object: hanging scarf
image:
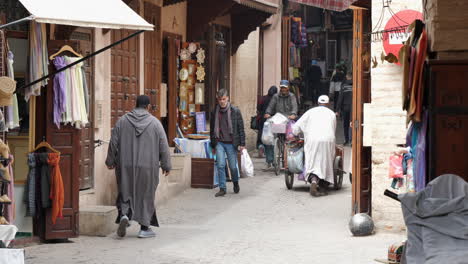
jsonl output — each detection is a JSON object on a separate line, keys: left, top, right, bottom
{"left": 48, "top": 153, "right": 64, "bottom": 224}
{"left": 53, "top": 57, "right": 67, "bottom": 128}
{"left": 24, "top": 153, "right": 37, "bottom": 217}
{"left": 214, "top": 103, "right": 232, "bottom": 139}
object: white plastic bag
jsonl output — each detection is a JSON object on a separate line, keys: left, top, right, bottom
{"left": 261, "top": 121, "right": 274, "bottom": 145}
{"left": 287, "top": 147, "right": 304, "bottom": 174}
{"left": 270, "top": 113, "right": 288, "bottom": 125}
{"left": 241, "top": 149, "right": 254, "bottom": 177}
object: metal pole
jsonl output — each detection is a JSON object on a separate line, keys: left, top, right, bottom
{"left": 20, "top": 30, "right": 145, "bottom": 91}
{"left": 0, "top": 15, "right": 34, "bottom": 30}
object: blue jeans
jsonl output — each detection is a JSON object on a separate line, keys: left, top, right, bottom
{"left": 265, "top": 145, "right": 274, "bottom": 164}
{"left": 216, "top": 142, "right": 239, "bottom": 190}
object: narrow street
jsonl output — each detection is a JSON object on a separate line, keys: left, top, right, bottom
{"left": 26, "top": 147, "right": 404, "bottom": 264}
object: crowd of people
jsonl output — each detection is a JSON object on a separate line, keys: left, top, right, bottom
{"left": 104, "top": 61, "right": 353, "bottom": 238}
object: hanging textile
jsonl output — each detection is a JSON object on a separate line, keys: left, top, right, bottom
{"left": 48, "top": 153, "right": 64, "bottom": 224}
{"left": 24, "top": 153, "right": 36, "bottom": 217}
{"left": 4, "top": 155, "right": 15, "bottom": 224}
{"left": 26, "top": 21, "right": 49, "bottom": 101}
{"left": 6, "top": 50, "right": 20, "bottom": 130}
{"left": 53, "top": 56, "right": 89, "bottom": 129}
{"left": 0, "top": 30, "right": 5, "bottom": 77}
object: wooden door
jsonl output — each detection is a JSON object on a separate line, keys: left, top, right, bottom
{"left": 164, "top": 32, "right": 181, "bottom": 146}
{"left": 69, "top": 29, "right": 95, "bottom": 190}
{"left": 351, "top": 9, "right": 372, "bottom": 215}
{"left": 35, "top": 40, "right": 81, "bottom": 240}
{"left": 281, "top": 16, "right": 291, "bottom": 79}
{"left": 144, "top": 3, "right": 162, "bottom": 118}
{"left": 111, "top": 1, "right": 140, "bottom": 126}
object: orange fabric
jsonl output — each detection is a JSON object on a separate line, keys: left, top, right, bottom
{"left": 48, "top": 153, "right": 64, "bottom": 224}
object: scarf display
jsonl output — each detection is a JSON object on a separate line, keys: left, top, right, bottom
{"left": 53, "top": 56, "right": 89, "bottom": 129}
{"left": 214, "top": 103, "right": 232, "bottom": 139}
{"left": 26, "top": 21, "right": 49, "bottom": 101}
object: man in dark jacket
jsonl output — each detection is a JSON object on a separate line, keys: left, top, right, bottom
{"left": 264, "top": 80, "right": 298, "bottom": 120}
{"left": 336, "top": 73, "right": 353, "bottom": 145}
{"left": 304, "top": 60, "right": 322, "bottom": 104}
{"left": 210, "top": 89, "right": 246, "bottom": 197}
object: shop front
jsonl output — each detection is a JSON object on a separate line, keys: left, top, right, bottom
{"left": 0, "top": 0, "right": 153, "bottom": 244}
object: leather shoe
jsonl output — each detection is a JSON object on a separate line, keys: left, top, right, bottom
{"left": 215, "top": 189, "right": 226, "bottom": 197}
{"left": 233, "top": 182, "right": 240, "bottom": 194}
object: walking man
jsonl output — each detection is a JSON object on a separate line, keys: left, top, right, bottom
{"left": 106, "top": 95, "right": 171, "bottom": 238}
{"left": 210, "top": 89, "right": 246, "bottom": 197}
{"left": 293, "top": 95, "right": 336, "bottom": 196}
{"left": 336, "top": 72, "right": 353, "bottom": 145}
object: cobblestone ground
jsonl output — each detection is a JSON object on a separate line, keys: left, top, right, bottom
{"left": 25, "top": 148, "right": 405, "bottom": 264}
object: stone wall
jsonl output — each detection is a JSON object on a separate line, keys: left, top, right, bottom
{"left": 231, "top": 30, "right": 260, "bottom": 150}
{"left": 368, "top": 0, "right": 422, "bottom": 231}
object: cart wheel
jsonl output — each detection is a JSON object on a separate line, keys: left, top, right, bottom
{"left": 273, "top": 138, "right": 281, "bottom": 176}
{"left": 333, "top": 156, "right": 343, "bottom": 190}
{"left": 285, "top": 171, "right": 294, "bottom": 190}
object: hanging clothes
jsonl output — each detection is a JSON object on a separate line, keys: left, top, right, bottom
{"left": 53, "top": 56, "right": 89, "bottom": 129}
{"left": 26, "top": 21, "right": 49, "bottom": 101}
{"left": 37, "top": 153, "right": 51, "bottom": 209}
{"left": 48, "top": 153, "right": 64, "bottom": 224}
{"left": 24, "top": 153, "right": 37, "bottom": 217}
{"left": 6, "top": 51, "right": 20, "bottom": 130}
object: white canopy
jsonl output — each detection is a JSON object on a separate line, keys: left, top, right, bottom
{"left": 19, "top": 0, "right": 153, "bottom": 31}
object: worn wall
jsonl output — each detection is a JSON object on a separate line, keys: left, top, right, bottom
{"left": 162, "top": 2, "right": 187, "bottom": 41}
{"left": 262, "top": 13, "right": 282, "bottom": 94}
{"left": 231, "top": 29, "right": 260, "bottom": 150}
{"left": 368, "top": 0, "right": 423, "bottom": 231}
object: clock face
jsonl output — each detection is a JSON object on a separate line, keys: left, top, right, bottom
{"left": 179, "top": 68, "right": 189, "bottom": 81}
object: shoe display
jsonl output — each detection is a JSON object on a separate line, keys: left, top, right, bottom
{"left": 138, "top": 228, "right": 156, "bottom": 238}
{"left": 117, "top": 215, "right": 129, "bottom": 238}
{"left": 215, "top": 189, "right": 226, "bottom": 197}
{"left": 0, "top": 195, "right": 11, "bottom": 203}
{"left": 0, "top": 216, "right": 9, "bottom": 225}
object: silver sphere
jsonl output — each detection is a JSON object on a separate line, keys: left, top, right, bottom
{"left": 349, "top": 213, "right": 374, "bottom": 236}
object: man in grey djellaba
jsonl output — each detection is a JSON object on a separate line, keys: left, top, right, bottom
{"left": 106, "top": 95, "right": 171, "bottom": 238}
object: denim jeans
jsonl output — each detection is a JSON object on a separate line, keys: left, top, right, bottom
{"left": 265, "top": 145, "right": 274, "bottom": 164}
{"left": 216, "top": 142, "right": 239, "bottom": 190}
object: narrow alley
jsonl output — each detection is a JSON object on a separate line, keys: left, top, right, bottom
{"left": 25, "top": 150, "right": 404, "bottom": 264}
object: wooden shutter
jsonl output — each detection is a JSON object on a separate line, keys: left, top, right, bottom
{"left": 144, "top": 3, "right": 162, "bottom": 118}
{"left": 351, "top": 8, "right": 372, "bottom": 215}
{"left": 164, "top": 32, "right": 181, "bottom": 146}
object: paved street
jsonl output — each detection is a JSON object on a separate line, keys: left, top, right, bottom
{"left": 26, "top": 149, "right": 405, "bottom": 264}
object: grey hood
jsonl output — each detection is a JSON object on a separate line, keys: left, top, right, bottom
{"left": 125, "top": 108, "right": 154, "bottom": 137}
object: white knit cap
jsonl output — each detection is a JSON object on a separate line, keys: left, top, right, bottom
{"left": 318, "top": 95, "right": 329, "bottom": 104}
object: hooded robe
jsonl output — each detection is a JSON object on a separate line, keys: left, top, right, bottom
{"left": 106, "top": 108, "right": 171, "bottom": 227}
{"left": 293, "top": 106, "right": 336, "bottom": 183}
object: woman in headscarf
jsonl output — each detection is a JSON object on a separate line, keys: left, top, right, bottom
{"left": 256, "top": 86, "right": 278, "bottom": 167}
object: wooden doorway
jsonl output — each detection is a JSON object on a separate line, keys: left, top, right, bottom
{"left": 351, "top": 8, "right": 372, "bottom": 215}
{"left": 144, "top": 2, "right": 162, "bottom": 118}
{"left": 111, "top": 28, "right": 140, "bottom": 126}
{"left": 163, "top": 32, "right": 181, "bottom": 146}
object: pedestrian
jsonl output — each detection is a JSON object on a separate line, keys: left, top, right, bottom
{"left": 336, "top": 72, "right": 353, "bottom": 145}
{"left": 264, "top": 80, "right": 298, "bottom": 120}
{"left": 293, "top": 95, "right": 336, "bottom": 197}
{"left": 304, "top": 60, "right": 322, "bottom": 105}
{"left": 257, "top": 86, "right": 278, "bottom": 167}
{"left": 210, "top": 89, "right": 246, "bottom": 197}
{"left": 329, "top": 63, "right": 346, "bottom": 110}
{"left": 106, "top": 95, "right": 172, "bottom": 238}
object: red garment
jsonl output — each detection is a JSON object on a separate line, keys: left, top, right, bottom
{"left": 48, "top": 153, "right": 64, "bottom": 224}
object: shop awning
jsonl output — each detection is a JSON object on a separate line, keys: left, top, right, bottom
{"left": 187, "top": 0, "right": 279, "bottom": 52}
{"left": 18, "top": 0, "right": 154, "bottom": 30}
{"left": 288, "top": 0, "right": 354, "bottom": 12}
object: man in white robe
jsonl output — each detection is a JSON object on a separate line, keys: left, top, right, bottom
{"left": 293, "top": 95, "right": 336, "bottom": 196}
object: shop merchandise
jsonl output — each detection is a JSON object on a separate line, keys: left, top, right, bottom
{"left": 26, "top": 21, "right": 49, "bottom": 101}
{"left": 5, "top": 51, "right": 20, "bottom": 130}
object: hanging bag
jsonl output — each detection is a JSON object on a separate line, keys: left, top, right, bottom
{"left": 287, "top": 147, "right": 304, "bottom": 174}
{"left": 261, "top": 121, "right": 274, "bottom": 145}
{"left": 241, "top": 149, "right": 254, "bottom": 177}
{"left": 250, "top": 115, "right": 258, "bottom": 130}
